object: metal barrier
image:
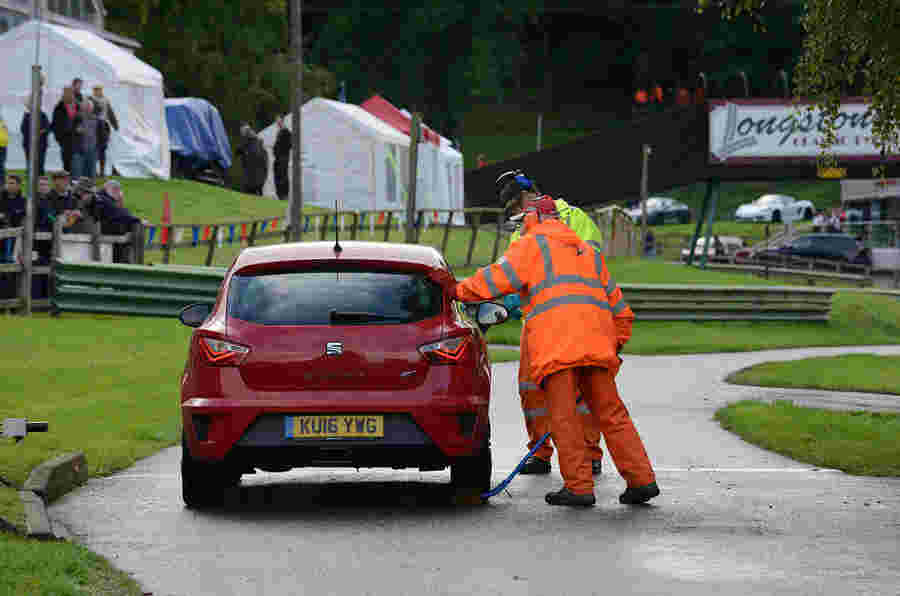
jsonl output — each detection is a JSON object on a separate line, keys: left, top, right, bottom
{"left": 619, "top": 284, "right": 835, "bottom": 321}
{"left": 51, "top": 262, "right": 835, "bottom": 321}
{"left": 52, "top": 261, "right": 225, "bottom": 317}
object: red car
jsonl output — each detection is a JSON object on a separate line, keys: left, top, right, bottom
{"left": 178, "top": 241, "right": 508, "bottom": 508}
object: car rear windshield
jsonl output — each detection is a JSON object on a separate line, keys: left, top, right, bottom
{"left": 227, "top": 269, "right": 443, "bottom": 325}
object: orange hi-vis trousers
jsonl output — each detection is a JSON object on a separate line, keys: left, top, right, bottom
{"left": 544, "top": 366, "right": 656, "bottom": 495}
{"left": 519, "top": 338, "right": 604, "bottom": 463}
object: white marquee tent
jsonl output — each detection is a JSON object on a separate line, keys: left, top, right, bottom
{"left": 259, "top": 98, "right": 463, "bottom": 223}
{"left": 0, "top": 20, "right": 169, "bottom": 178}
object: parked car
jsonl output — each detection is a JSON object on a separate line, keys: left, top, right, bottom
{"left": 734, "top": 194, "right": 815, "bottom": 223}
{"left": 177, "top": 241, "right": 507, "bottom": 508}
{"left": 681, "top": 235, "right": 746, "bottom": 262}
{"left": 625, "top": 197, "right": 691, "bottom": 225}
{"left": 755, "top": 234, "right": 871, "bottom": 265}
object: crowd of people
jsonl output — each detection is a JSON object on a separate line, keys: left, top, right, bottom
{"left": 0, "top": 77, "right": 120, "bottom": 182}
{"left": 1, "top": 170, "right": 144, "bottom": 298}
{"left": 812, "top": 208, "right": 846, "bottom": 233}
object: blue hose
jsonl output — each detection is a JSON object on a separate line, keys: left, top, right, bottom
{"left": 481, "top": 431, "right": 551, "bottom": 499}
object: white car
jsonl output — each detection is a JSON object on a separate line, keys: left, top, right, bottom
{"left": 734, "top": 194, "right": 815, "bottom": 223}
{"left": 624, "top": 197, "right": 692, "bottom": 225}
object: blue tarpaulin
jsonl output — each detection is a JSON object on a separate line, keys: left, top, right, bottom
{"left": 164, "top": 98, "right": 232, "bottom": 171}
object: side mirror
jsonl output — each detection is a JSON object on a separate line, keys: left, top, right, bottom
{"left": 179, "top": 303, "right": 212, "bottom": 328}
{"left": 476, "top": 302, "right": 509, "bottom": 328}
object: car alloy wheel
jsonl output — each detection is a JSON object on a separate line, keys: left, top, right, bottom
{"left": 772, "top": 210, "right": 782, "bottom": 223}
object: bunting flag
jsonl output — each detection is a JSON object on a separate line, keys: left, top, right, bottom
{"left": 191, "top": 227, "right": 199, "bottom": 247}
{"left": 434, "top": 210, "right": 439, "bottom": 224}
{"left": 377, "top": 211, "right": 385, "bottom": 225}
{"left": 201, "top": 226, "right": 211, "bottom": 242}
{"left": 241, "top": 223, "right": 248, "bottom": 240}
{"left": 217, "top": 227, "right": 224, "bottom": 248}
{"left": 146, "top": 226, "right": 156, "bottom": 247}
{"left": 271, "top": 218, "right": 279, "bottom": 231}
{"left": 260, "top": 221, "right": 268, "bottom": 234}
{"left": 369, "top": 212, "right": 375, "bottom": 236}
{"left": 304, "top": 215, "right": 310, "bottom": 233}
{"left": 160, "top": 226, "right": 169, "bottom": 246}
{"left": 228, "top": 225, "right": 235, "bottom": 244}
{"left": 175, "top": 228, "right": 185, "bottom": 245}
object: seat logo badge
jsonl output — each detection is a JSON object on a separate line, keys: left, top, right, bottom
{"left": 325, "top": 342, "right": 343, "bottom": 356}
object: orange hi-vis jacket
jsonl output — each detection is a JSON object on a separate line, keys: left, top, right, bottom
{"left": 454, "top": 218, "right": 634, "bottom": 385}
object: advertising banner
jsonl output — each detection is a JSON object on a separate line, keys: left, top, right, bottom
{"left": 708, "top": 99, "right": 898, "bottom": 164}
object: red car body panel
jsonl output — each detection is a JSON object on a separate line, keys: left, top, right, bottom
{"left": 180, "top": 241, "right": 492, "bottom": 468}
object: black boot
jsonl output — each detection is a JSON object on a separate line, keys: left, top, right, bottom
{"left": 545, "top": 487, "right": 596, "bottom": 507}
{"left": 619, "top": 481, "right": 660, "bottom": 505}
{"left": 519, "top": 456, "right": 551, "bottom": 475}
{"left": 591, "top": 460, "right": 602, "bottom": 476}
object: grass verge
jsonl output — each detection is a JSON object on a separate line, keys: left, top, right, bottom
{"left": 0, "top": 533, "right": 145, "bottom": 596}
{"left": 486, "top": 291, "right": 900, "bottom": 354}
{"left": 715, "top": 400, "right": 900, "bottom": 476}
{"left": 487, "top": 348, "right": 520, "bottom": 364}
{"left": 726, "top": 354, "right": 900, "bottom": 396}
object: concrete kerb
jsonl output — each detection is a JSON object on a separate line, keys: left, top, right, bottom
{"left": 18, "top": 452, "right": 88, "bottom": 539}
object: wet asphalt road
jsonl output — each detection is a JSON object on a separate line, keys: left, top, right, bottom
{"left": 49, "top": 346, "right": 900, "bottom": 596}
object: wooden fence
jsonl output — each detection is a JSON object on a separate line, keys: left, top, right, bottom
{"left": 2, "top": 205, "right": 638, "bottom": 313}
{"left": 138, "top": 206, "right": 640, "bottom": 268}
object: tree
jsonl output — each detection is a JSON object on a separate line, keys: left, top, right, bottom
{"left": 699, "top": 0, "right": 900, "bottom": 172}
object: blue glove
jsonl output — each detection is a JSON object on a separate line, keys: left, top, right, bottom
{"left": 503, "top": 294, "right": 522, "bottom": 320}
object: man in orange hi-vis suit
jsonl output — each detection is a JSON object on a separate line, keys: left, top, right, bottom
{"left": 429, "top": 197, "right": 659, "bottom": 507}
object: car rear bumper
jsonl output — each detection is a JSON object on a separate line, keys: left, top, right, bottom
{"left": 181, "top": 397, "right": 490, "bottom": 465}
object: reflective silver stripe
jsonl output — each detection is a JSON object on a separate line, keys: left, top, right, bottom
{"left": 534, "top": 235, "right": 555, "bottom": 285}
{"left": 519, "top": 381, "right": 540, "bottom": 392}
{"left": 498, "top": 256, "right": 524, "bottom": 290}
{"left": 576, "top": 403, "right": 591, "bottom": 415}
{"left": 523, "top": 407, "right": 549, "bottom": 419}
{"left": 526, "top": 295, "right": 612, "bottom": 321}
{"left": 611, "top": 299, "right": 629, "bottom": 315}
{"left": 482, "top": 266, "right": 500, "bottom": 297}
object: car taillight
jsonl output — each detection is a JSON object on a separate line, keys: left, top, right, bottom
{"left": 199, "top": 337, "right": 250, "bottom": 366}
{"left": 419, "top": 335, "right": 471, "bottom": 364}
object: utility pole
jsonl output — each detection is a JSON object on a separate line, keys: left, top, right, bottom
{"left": 288, "top": 0, "right": 303, "bottom": 241}
{"left": 405, "top": 113, "right": 421, "bottom": 243}
{"left": 22, "top": 0, "right": 42, "bottom": 315}
{"left": 640, "top": 144, "right": 651, "bottom": 257}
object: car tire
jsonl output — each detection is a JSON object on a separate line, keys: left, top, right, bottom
{"left": 772, "top": 211, "right": 782, "bottom": 223}
{"left": 804, "top": 207, "right": 813, "bottom": 220}
{"left": 450, "top": 442, "right": 492, "bottom": 497}
{"left": 181, "top": 434, "right": 240, "bottom": 509}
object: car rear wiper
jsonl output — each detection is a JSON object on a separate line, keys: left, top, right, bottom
{"left": 329, "top": 310, "right": 408, "bottom": 324}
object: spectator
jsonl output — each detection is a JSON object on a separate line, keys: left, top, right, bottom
{"left": 643, "top": 229, "right": 656, "bottom": 257}
{"left": 91, "top": 85, "right": 119, "bottom": 177}
{"left": 51, "top": 86, "right": 80, "bottom": 173}
{"left": 0, "top": 113, "right": 8, "bottom": 185}
{"left": 675, "top": 83, "right": 692, "bottom": 107}
{"left": 20, "top": 96, "right": 51, "bottom": 178}
{"left": 47, "top": 170, "right": 82, "bottom": 231}
{"left": 236, "top": 124, "right": 268, "bottom": 196}
{"left": 71, "top": 98, "right": 99, "bottom": 179}
{"left": 828, "top": 209, "right": 841, "bottom": 233}
{"left": 1, "top": 175, "right": 26, "bottom": 264}
{"left": 713, "top": 235, "right": 725, "bottom": 257}
{"left": 272, "top": 115, "right": 292, "bottom": 201}
{"left": 72, "top": 77, "right": 84, "bottom": 104}
{"left": 812, "top": 210, "right": 826, "bottom": 232}
{"left": 94, "top": 179, "right": 144, "bottom": 262}
{"left": 34, "top": 176, "right": 55, "bottom": 265}
{"left": 477, "top": 154, "right": 487, "bottom": 168}
{"left": 66, "top": 177, "right": 99, "bottom": 234}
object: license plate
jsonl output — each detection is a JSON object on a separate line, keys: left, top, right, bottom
{"left": 284, "top": 415, "right": 384, "bottom": 439}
